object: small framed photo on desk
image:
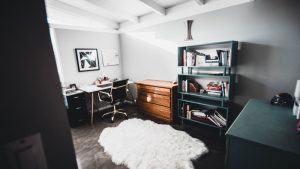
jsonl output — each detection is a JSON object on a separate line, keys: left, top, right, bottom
{"left": 75, "top": 48, "right": 100, "bottom": 72}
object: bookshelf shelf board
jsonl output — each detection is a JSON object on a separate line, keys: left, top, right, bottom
{"left": 179, "top": 116, "right": 226, "bottom": 129}
{"left": 178, "top": 66, "right": 231, "bottom": 68}
{"left": 178, "top": 99, "right": 228, "bottom": 110}
{"left": 178, "top": 73, "right": 230, "bottom": 78}
{"left": 179, "top": 92, "right": 229, "bottom": 101}
{"left": 181, "top": 40, "right": 237, "bottom": 48}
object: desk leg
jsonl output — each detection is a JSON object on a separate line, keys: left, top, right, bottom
{"left": 91, "top": 92, "right": 94, "bottom": 125}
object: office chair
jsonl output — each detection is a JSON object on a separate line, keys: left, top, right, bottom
{"left": 98, "top": 79, "right": 129, "bottom": 122}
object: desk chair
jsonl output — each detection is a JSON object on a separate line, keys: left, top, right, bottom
{"left": 98, "top": 79, "right": 129, "bottom": 122}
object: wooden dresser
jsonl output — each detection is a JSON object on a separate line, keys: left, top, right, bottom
{"left": 136, "top": 79, "right": 177, "bottom": 123}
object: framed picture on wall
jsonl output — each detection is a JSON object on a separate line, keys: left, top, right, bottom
{"left": 75, "top": 48, "right": 100, "bottom": 72}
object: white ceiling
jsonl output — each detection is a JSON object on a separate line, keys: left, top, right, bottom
{"left": 45, "top": 0, "right": 255, "bottom": 33}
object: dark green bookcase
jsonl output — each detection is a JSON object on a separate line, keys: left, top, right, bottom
{"left": 177, "top": 41, "right": 238, "bottom": 135}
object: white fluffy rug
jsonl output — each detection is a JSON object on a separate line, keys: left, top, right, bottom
{"left": 98, "top": 118, "right": 208, "bottom": 169}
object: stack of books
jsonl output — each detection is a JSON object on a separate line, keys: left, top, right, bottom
{"left": 186, "top": 109, "right": 227, "bottom": 128}
{"left": 204, "top": 82, "right": 223, "bottom": 96}
{"left": 199, "top": 81, "right": 229, "bottom": 97}
{"left": 209, "top": 110, "right": 227, "bottom": 127}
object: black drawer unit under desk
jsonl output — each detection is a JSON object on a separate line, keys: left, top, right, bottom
{"left": 65, "top": 91, "right": 88, "bottom": 127}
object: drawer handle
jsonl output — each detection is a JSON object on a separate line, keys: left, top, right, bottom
{"left": 75, "top": 107, "right": 82, "bottom": 110}
{"left": 146, "top": 96, "right": 151, "bottom": 102}
{"left": 73, "top": 96, "right": 80, "bottom": 99}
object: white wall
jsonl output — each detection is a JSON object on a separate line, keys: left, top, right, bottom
{"left": 54, "top": 29, "right": 122, "bottom": 86}
{"left": 121, "top": 0, "right": 300, "bottom": 106}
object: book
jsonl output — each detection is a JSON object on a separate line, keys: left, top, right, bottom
{"left": 181, "top": 80, "right": 188, "bottom": 92}
{"left": 191, "top": 115, "right": 209, "bottom": 122}
{"left": 191, "top": 69, "right": 223, "bottom": 75}
{"left": 206, "top": 89, "right": 222, "bottom": 93}
{"left": 217, "top": 50, "right": 229, "bottom": 66}
{"left": 221, "top": 81, "right": 225, "bottom": 96}
{"left": 195, "top": 55, "right": 206, "bottom": 66}
{"left": 201, "top": 62, "right": 219, "bottom": 67}
{"left": 212, "top": 114, "right": 226, "bottom": 126}
{"left": 185, "top": 80, "right": 188, "bottom": 92}
{"left": 185, "top": 105, "right": 191, "bottom": 119}
{"left": 215, "top": 110, "right": 226, "bottom": 122}
{"left": 207, "top": 116, "right": 222, "bottom": 127}
{"left": 224, "top": 81, "right": 229, "bottom": 97}
{"left": 192, "top": 111, "right": 206, "bottom": 118}
{"left": 187, "top": 110, "right": 192, "bottom": 119}
{"left": 207, "top": 82, "right": 222, "bottom": 91}
{"left": 205, "top": 59, "right": 220, "bottom": 63}
{"left": 186, "top": 51, "right": 195, "bottom": 66}
{"left": 183, "top": 49, "right": 187, "bottom": 66}
{"left": 227, "top": 49, "right": 231, "bottom": 66}
{"left": 207, "top": 91, "right": 222, "bottom": 96}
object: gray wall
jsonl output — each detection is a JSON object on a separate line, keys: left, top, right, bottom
{"left": 54, "top": 29, "right": 122, "bottom": 86}
{"left": 121, "top": 0, "right": 300, "bottom": 106}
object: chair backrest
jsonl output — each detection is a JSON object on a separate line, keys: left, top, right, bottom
{"left": 110, "top": 79, "right": 128, "bottom": 104}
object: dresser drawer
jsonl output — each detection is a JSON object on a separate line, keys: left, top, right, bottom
{"left": 138, "top": 93, "right": 170, "bottom": 107}
{"left": 67, "top": 107, "right": 87, "bottom": 127}
{"left": 138, "top": 101, "right": 171, "bottom": 119}
{"left": 67, "top": 93, "right": 86, "bottom": 109}
{"left": 137, "top": 85, "right": 170, "bottom": 96}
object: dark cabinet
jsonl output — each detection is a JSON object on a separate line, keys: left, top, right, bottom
{"left": 65, "top": 92, "right": 88, "bottom": 127}
{"left": 225, "top": 99, "right": 300, "bottom": 169}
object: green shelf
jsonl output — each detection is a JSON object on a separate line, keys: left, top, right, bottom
{"left": 178, "top": 73, "right": 231, "bottom": 78}
{"left": 179, "top": 91, "right": 229, "bottom": 101}
{"left": 177, "top": 40, "right": 238, "bottom": 135}
{"left": 178, "top": 66, "right": 231, "bottom": 68}
{"left": 178, "top": 98, "right": 228, "bottom": 109}
{"left": 179, "top": 116, "right": 226, "bottom": 129}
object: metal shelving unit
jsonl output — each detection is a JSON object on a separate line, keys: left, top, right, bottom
{"left": 177, "top": 41, "right": 238, "bottom": 135}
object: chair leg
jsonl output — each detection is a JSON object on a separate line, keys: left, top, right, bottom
{"left": 103, "top": 105, "right": 128, "bottom": 122}
{"left": 102, "top": 111, "right": 113, "bottom": 118}
{"left": 117, "top": 111, "right": 128, "bottom": 117}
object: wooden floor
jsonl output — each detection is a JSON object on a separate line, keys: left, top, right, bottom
{"left": 71, "top": 104, "right": 226, "bottom": 169}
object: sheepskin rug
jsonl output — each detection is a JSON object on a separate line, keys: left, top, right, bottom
{"left": 98, "top": 118, "right": 208, "bottom": 169}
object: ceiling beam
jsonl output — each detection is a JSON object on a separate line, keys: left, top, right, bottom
{"left": 139, "top": 0, "right": 166, "bottom": 16}
{"left": 49, "top": 23, "right": 119, "bottom": 33}
{"left": 120, "top": 0, "right": 255, "bottom": 32}
{"left": 46, "top": 0, "right": 119, "bottom": 30}
{"left": 56, "top": 0, "right": 138, "bottom": 23}
{"left": 194, "top": 0, "right": 205, "bottom": 5}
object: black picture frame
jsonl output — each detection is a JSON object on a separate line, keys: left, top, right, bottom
{"left": 75, "top": 48, "right": 100, "bottom": 72}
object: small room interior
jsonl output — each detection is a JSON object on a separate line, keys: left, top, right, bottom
{"left": 1, "top": 0, "right": 300, "bottom": 169}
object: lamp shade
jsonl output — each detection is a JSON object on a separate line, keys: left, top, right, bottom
{"left": 294, "top": 80, "right": 300, "bottom": 99}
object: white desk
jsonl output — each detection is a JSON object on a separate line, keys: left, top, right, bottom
{"left": 78, "top": 81, "right": 134, "bottom": 124}
{"left": 78, "top": 84, "right": 112, "bottom": 125}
